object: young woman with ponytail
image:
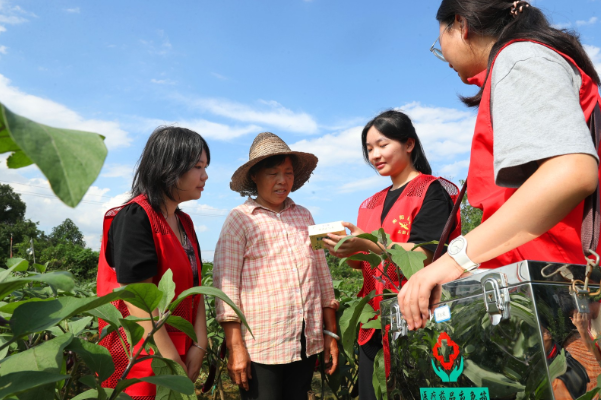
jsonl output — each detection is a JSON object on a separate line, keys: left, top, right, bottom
{"left": 398, "top": 0, "right": 601, "bottom": 341}
{"left": 323, "top": 110, "right": 461, "bottom": 400}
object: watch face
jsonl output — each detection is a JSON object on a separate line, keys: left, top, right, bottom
{"left": 448, "top": 237, "right": 465, "bottom": 256}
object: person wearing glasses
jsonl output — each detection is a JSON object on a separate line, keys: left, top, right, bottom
{"left": 323, "top": 110, "right": 460, "bottom": 400}
{"left": 398, "top": 0, "right": 601, "bottom": 332}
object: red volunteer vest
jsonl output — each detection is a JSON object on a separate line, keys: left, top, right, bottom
{"left": 355, "top": 174, "right": 461, "bottom": 376}
{"left": 96, "top": 195, "right": 202, "bottom": 397}
{"left": 467, "top": 40, "right": 601, "bottom": 269}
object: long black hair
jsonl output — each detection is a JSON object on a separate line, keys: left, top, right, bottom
{"left": 130, "top": 126, "right": 211, "bottom": 212}
{"left": 436, "top": 0, "right": 600, "bottom": 107}
{"left": 361, "top": 110, "right": 432, "bottom": 175}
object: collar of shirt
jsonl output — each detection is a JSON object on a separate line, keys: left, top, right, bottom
{"left": 242, "top": 197, "right": 296, "bottom": 215}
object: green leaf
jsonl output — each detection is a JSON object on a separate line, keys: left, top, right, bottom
{"left": 0, "top": 333, "right": 73, "bottom": 373}
{"left": 0, "top": 103, "right": 108, "bottom": 207}
{"left": 333, "top": 232, "right": 379, "bottom": 252}
{"left": 339, "top": 290, "right": 375, "bottom": 365}
{"left": 152, "top": 357, "right": 196, "bottom": 400}
{"left": 165, "top": 315, "right": 198, "bottom": 343}
{"left": 10, "top": 290, "right": 133, "bottom": 338}
{"left": 0, "top": 298, "right": 53, "bottom": 314}
{"left": 7, "top": 150, "right": 33, "bottom": 168}
{"left": 357, "top": 303, "right": 377, "bottom": 324}
{"left": 120, "top": 318, "right": 145, "bottom": 350}
{"left": 5, "top": 258, "right": 29, "bottom": 272}
{"left": 72, "top": 389, "right": 133, "bottom": 400}
{"left": 169, "top": 286, "right": 252, "bottom": 336}
{"left": 0, "top": 271, "right": 76, "bottom": 300}
{"left": 0, "top": 371, "right": 67, "bottom": 398}
{"left": 78, "top": 374, "right": 97, "bottom": 389}
{"left": 375, "top": 228, "right": 390, "bottom": 248}
{"left": 85, "top": 302, "right": 123, "bottom": 330}
{"left": 66, "top": 337, "right": 115, "bottom": 382}
{"left": 158, "top": 269, "right": 176, "bottom": 315}
{"left": 142, "top": 375, "right": 195, "bottom": 395}
{"left": 372, "top": 348, "right": 388, "bottom": 400}
{"left": 548, "top": 348, "right": 567, "bottom": 381}
{"left": 68, "top": 316, "right": 94, "bottom": 335}
{"left": 577, "top": 388, "right": 601, "bottom": 400}
{"left": 387, "top": 244, "right": 427, "bottom": 279}
{"left": 360, "top": 317, "right": 381, "bottom": 330}
{"left": 120, "top": 283, "right": 163, "bottom": 315}
{"left": 33, "top": 263, "right": 47, "bottom": 274}
{"left": 340, "top": 252, "right": 382, "bottom": 270}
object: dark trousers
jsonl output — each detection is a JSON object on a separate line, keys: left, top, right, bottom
{"left": 240, "top": 326, "right": 316, "bottom": 400}
{"left": 358, "top": 330, "right": 382, "bottom": 400}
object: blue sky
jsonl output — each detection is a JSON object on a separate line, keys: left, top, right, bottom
{"left": 1, "top": 0, "right": 599, "bottom": 260}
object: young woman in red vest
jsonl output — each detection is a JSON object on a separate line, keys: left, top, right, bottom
{"left": 398, "top": 0, "right": 601, "bottom": 334}
{"left": 96, "top": 126, "right": 210, "bottom": 399}
{"left": 323, "top": 110, "right": 461, "bottom": 400}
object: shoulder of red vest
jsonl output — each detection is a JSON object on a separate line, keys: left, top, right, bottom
{"left": 359, "top": 186, "right": 390, "bottom": 209}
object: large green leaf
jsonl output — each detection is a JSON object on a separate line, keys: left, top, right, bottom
{"left": 0, "top": 103, "right": 107, "bottom": 207}
{"left": 387, "top": 245, "right": 426, "bottom": 279}
{"left": 169, "top": 286, "right": 252, "bottom": 336}
{"left": 339, "top": 252, "right": 382, "bottom": 270}
{"left": 72, "top": 388, "right": 133, "bottom": 400}
{"left": 0, "top": 271, "right": 75, "bottom": 300}
{"left": 165, "top": 315, "right": 197, "bottom": 343}
{"left": 119, "top": 283, "right": 163, "bottom": 315}
{"left": 152, "top": 357, "right": 196, "bottom": 400}
{"left": 339, "top": 290, "right": 375, "bottom": 365}
{"left": 0, "top": 333, "right": 73, "bottom": 400}
{"left": 5, "top": 258, "right": 29, "bottom": 272}
{"left": 85, "top": 302, "right": 123, "bottom": 330}
{"left": 10, "top": 291, "right": 133, "bottom": 337}
{"left": 68, "top": 316, "right": 94, "bottom": 335}
{"left": 158, "top": 270, "right": 176, "bottom": 315}
{"left": 372, "top": 348, "right": 388, "bottom": 400}
{"left": 0, "top": 371, "right": 67, "bottom": 399}
{"left": 66, "top": 337, "right": 115, "bottom": 382}
{"left": 120, "top": 318, "right": 145, "bottom": 350}
{"left": 0, "top": 298, "right": 53, "bottom": 314}
{"left": 333, "top": 232, "right": 379, "bottom": 252}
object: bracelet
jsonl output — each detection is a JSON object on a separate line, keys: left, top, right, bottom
{"left": 323, "top": 329, "right": 340, "bottom": 340}
{"left": 191, "top": 343, "right": 207, "bottom": 353}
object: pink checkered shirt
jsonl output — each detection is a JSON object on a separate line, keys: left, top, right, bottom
{"left": 213, "top": 197, "right": 338, "bottom": 365}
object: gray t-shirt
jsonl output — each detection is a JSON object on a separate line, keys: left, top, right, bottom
{"left": 491, "top": 41, "right": 598, "bottom": 188}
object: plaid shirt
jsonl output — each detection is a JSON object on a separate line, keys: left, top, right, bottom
{"left": 213, "top": 197, "right": 338, "bottom": 364}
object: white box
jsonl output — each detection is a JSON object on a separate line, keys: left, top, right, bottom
{"left": 307, "top": 221, "right": 346, "bottom": 251}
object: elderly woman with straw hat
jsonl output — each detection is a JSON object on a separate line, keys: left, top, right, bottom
{"left": 213, "top": 132, "right": 339, "bottom": 400}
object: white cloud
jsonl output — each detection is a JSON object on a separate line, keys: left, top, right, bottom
{"left": 141, "top": 30, "right": 172, "bottom": 56}
{"left": 0, "top": 74, "right": 132, "bottom": 149}
{"left": 437, "top": 159, "right": 470, "bottom": 180}
{"left": 132, "top": 118, "right": 260, "bottom": 141}
{"left": 194, "top": 225, "right": 209, "bottom": 233}
{"left": 180, "top": 202, "right": 230, "bottom": 217}
{"left": 338, "top": 175, "right": 383, "bottom": 194}
{"left": 552, "top": 22, "right": 572, "bottom": 29}
{"left": 0, "top": 26, "right": 6, "bottom": 33}
{"left": 0, "top": 155, "right": 130, "bottom": 251}
{"left": 101, "top": 164, "right": 135, "bottom": 179}
{"left": 151, "top": 78, "right": 176, "bottom": 85}
{"left": 211, "top": 72, "right": 228, "bottom": 81}
{"left": 576, "top": 17, "right": 598, "bottom": 26}
{"left": 65, "top": 7, "right": 80, "bottom": 14}
{"left": 0, "top": 45, "right": 6, "bottom": 54}
{"left": 584, "top": 44, "right": 601, "bottom": 76}
{"left": 0, "top": 1, "right": 33, "bottom": 28}
{"left": 190, "top": 98, "right": 319, "bottom": 134}
{"left": 291, "top": 126, "right": 363, "bottom": 167}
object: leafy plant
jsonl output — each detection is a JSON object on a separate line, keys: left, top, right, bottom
{"left": 0, "top": 104, "right": 107, "bottom": 207}
{"left": 0, "top": 257, "right": 249, "bottom": 400}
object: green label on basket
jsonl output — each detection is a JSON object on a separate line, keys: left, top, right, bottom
{"left": 419, "top": 387, "right": 490, "bottom": 400}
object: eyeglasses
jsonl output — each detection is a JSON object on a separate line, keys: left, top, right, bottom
{"left": 430, "top": 22, "right": 453, "bottom": 62}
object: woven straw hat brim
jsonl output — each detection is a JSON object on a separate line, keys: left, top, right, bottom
{"left": 230, "top": 150, "right": 318, "bottom": 195}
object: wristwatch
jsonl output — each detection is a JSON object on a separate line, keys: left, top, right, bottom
{"left": 447, "top": 236, "right": 480, "bottom": 272}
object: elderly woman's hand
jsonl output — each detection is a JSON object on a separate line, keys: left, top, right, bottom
{"left": 227, "top": 343, "right": 252, "bottom": 391}
{"left": 323, "top": 335, "right": 339, "bottom": 375}
{"left": 322, "top": 222, "right": 371, "bottom": 258}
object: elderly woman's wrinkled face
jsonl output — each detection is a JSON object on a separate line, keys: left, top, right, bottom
{"left": 252, "top": 156, "right": 294, "bottom": 212}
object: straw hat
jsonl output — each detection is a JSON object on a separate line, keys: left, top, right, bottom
{"left": 230, "top": 132, "right": 318, "bottom": 196}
